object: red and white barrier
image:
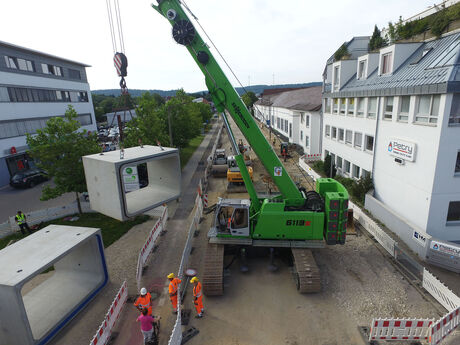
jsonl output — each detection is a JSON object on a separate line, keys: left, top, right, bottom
{"left": 303, "top": 153, "right": 322, "bottom": 161}
{"left": 203, "top": 194, "right": 208, "bottom": 208}
{"left": 370, "top": 318, "right": 433, "bottom": 341}
{"left": 136, "top": 206, "right": 168, "bottom": 290}
{"left": 90, "top": 280, "right": 128, "bottom": 345}
{"left": 430, "top": 307, "right": 460, "bottom": 344}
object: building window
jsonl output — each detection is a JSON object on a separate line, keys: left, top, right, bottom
{"left": 325, "top": 125, "right": 331, "bottom": 137}
{"left": 277, "top": 117, "right": 280, "bottom": 129}
{"left": 4, "top": 56, "right": 34, "bottom": 72}
{"left": 381, "top": 52, "right": 392, "bottom": 75}
{"left": 306, "top": 136, "right": 310, "bottom": 147}
{"left": 285, "top": 119, "right": 288, "bottom": 133}
{"left": 333, "top": 99, "right": 338, "bottom": 114}
{"left": 306, "top": 115, "right": 310, "bottom": 128}
{"left": 358, "top": 60, "right": 367, "bottom": 79}
{"left": 449, "top": 94, "right": 460, "bottom": 126}
{"left": 289, "top": 123, "right": 292, "bottom": 138}
{"left": 0, "top": 87, "right": 9, "bottom": 102}
{"left": 336, "top": 156, "right": 343, "bottom": 170}
{"left": 365, "top": 135, "right": 374, "bottom": 152}
{"left": 42, "top": 63, "right": 63, "bottom": 76}
{"left": 357, "top": 98, "right": 365, "bottom": 117}
{"left": 384, "top": 97, "right": 393, "bottom": 120}
{"left": 345, "top": 130, "right": 352, "bottom": 144}
{"left": 333, "top": 66, "right": 340, "bottom": 91}
{"left": 362, "top": 169, "right": 370, "bottom": 178}
{"left": 344, "top": 160, "right": 351, "bottom": 174}
{"left": 332, "top": 127, "right": 337, "bottom": 139}
{"left": 415, "top": 95, "right": 440, "bottom": 124}
{"left": 348, "top": 98, "right": 355, "bottom": 116}
{"left": 300, "top": 130, "right": 303, "bottom": 141}
{"left": 455, "top": 152, "right": 460, "bottom": 175}
{"left": 338, "top": 128, "right": 344, "bottom": 142}
{"left": 68, "top": 68, "right": 81, "bottom": 80}
{"left": 325, "top": 99, "right": 331, "bottom": 113}
{"left": 340, "top": 99, "right": 346, "bottom": 115}
{"left": 352, "top": 165, "right": 361, "bottom": 179}
{"left": 367, "top": 97, "right": 377, "bottom": 119}
{"left": 300, "top": 112, "right": 305, "bottom": 124}
{"left": 6, "top": 87, "right": 88, "bottom": 103}
{"left": 447, "top": 201, "right": 460, "bottom": 223}
{"left": 354, "top": 132, "right": 362, "bottom": 149}
{"left": 398, "top": 96, "right": 410, "bottom": 122}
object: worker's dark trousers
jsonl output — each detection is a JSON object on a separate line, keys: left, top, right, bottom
{"left": 19, "top": 223, "right": 31, "bottom": 235}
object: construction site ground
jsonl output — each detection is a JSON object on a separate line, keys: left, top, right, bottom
{"left": 47, "top": 118, "right": 460, "bottom": 345}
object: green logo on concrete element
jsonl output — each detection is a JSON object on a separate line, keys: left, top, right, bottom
{"left": 126, "top": 167, "right": 133, "bottom": 174}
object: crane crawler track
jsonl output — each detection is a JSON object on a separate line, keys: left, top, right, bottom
{"left": 291, "top": 248, "right": 321, "bottom": 293}
{"left": 203, "top": 243, "right": 224, "bottom": 296}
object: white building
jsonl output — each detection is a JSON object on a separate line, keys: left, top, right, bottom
{"left": 0, "top": 41, "right": 97, "bottom": 186}
{"left": 322, "top": 32, "right": 460, "bottom": 243}
{"left": 254, "top": 86, "right": 322, "bottom": 155}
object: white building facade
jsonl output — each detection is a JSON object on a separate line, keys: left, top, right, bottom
{"left": 0, "top": 41, "right": 97, "bottom": 186}
{"left": 254, "top": 86, "right": 322, "bottom": 155}
{"left": 322, "top": 32, "right": 460, "bottom": 243}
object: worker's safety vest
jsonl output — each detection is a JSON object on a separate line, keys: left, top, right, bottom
{"left": 134, "top": 293, "right": 151, "bottom": 309}
{"left": 193, "top": 282, "right": 202, "bottom": 298}
{"left": 16, "top": 213, "right": 25, "bottom": 225}
{"left": 169, "top": 278, "right": 181, "bottom": 296}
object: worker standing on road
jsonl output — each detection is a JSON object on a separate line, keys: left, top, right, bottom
{"left": 167, "top": 273, "right": 181, "bottom": 314}
{"left": 134, "top": 287, "right": 153, "bottom": 316}
{"left": 15, "top": 211, "right": 31, "bottom": 235}
{"left": 136, "top": 308, "right": 160, "bottom": 345}
{"left": 190, "top": 276, "right": 204, "bottom": 318}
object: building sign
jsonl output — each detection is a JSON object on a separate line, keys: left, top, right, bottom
{"left": 274, "top": 167, "right": 282, "bottom": 177}
{"left": 413, "top": 230, "right": 428, "bottom": 247}
{"left": 122, "top": 166, "right": 140, "bottom": 192}
{"left": 387, "top": 138, "right": 416, "bottom": 162}
{"left": 430, "top": 240, "right": 460, "bottom": 258}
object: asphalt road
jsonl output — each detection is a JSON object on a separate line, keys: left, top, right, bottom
{"left": 0, "top": 181, "right": 75, "bottom": 223}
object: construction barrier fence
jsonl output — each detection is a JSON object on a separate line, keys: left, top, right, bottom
{"left": 136, "top": 206, "right": 168, "bottom": 291}
{"left": 168, "top": 182, "right": 204, "bottom": 345}
{"left": 369, "top": 318, "right": 434, "bottom": 341}
{"left": 430, "top": 307, "right": 460, "bottom": 344}
{"left": 90, "top": 280, "right": 128, "bottom": 345}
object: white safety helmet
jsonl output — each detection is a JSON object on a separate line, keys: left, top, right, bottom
{"left": 140, "top": 287, "right": 147, "bottom": 295}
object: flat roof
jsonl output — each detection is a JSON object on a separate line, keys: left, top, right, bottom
{"left": 84, "top": 145, "right": 178, "bottom": 164}
{"left": 0, "top": 40, "right": 91, "bottom": 67}
{"left": 0, "top": 225, "right": 100, "bottom": 286}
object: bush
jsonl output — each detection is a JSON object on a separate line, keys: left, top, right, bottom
{"left": 334, "top": 174, "right": 373, "bottom": 205}
{"left": 323, "top": 155, "right": 337, "bottom": 178}
{"left": 334, "top": 43, "right": 349, "bottom": 61}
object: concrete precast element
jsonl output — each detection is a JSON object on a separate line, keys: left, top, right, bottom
{"left": 0, "top": 225, "right": 108, "bottom": 345}
{"left": 83, "top": 146, "right": 181, "bottom": 221}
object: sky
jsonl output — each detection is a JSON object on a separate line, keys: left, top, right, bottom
{"left": 1, "top": 0, "right": 442, "bottom": 92}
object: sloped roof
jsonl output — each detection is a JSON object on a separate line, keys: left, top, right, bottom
{"left": 255, "top": 86, "right": 322, "bottom": 112}
{"left": 330, "top": 32, "right": 460, "bottom": 97}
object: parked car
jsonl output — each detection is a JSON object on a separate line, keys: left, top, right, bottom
{"left": 10, "top": 169, "right": 49, "bottom": 188}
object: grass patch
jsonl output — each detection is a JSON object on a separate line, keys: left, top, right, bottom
{"left": 180, "top": 134, "right": 204, "bottom": 167}
{"left": 0, "top": 212, "right": 150, "bottom": 250}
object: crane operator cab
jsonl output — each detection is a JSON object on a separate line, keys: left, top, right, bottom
{"left": 214, "top": 199, "right": 250, "bottom": 237}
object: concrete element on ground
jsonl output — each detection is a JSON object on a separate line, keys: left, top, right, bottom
{"left": 83, "top": 146, "right": 180, "bottom": 221}
{"left": 370, "top": 318, "right": 433, "bottom": 341}
{"left": 136, "top": 206, "right": 168, "bottom": 290}
{"left": 0, "top": 225, "right": 108, "bottom": 345}
{"left": 426, "top": 238, "right": 460, "bottom": 273}
{"left": 89, "top": 280, "right": 127, "bottom": 345}
{"left": 430, "top": 307, "right": 460, "bottom": 345}
{"left": 423, "top": 268, "right": 460, "bottom": 312}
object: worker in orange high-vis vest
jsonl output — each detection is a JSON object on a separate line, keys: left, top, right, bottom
{"left": 134, "top": 287, "right": 153, "bottom": 316}
{"left": 190, "top": 276, "right": 204, "bottom": 318}
{"left": 167, "top": 273, "right": 182, "bottom": 314}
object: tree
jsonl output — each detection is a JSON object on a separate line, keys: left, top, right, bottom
{"left": 242, "top": 91, "right": 258, "bottom": 109}
{"left": 26, "top": 105, "right": 100, "bottom": 213}
{"left": 369, "top": 25, "right": 387, "bottom": 51}
{"left": 123, "top": 92, "right": 169, "bottom": 148}
{"left": 193, "top": 101, "right": 213, "bottom": 124}
{"left": 333, "top": 43, "right": 349, "bottom": 61}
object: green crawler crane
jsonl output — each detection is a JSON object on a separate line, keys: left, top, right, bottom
{"left": 153, "top": 0, "right": 349, "bottom": 294}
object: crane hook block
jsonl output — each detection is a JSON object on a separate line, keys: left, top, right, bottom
{"left": 114, "top": 52, "right": 128, "bottom": 77}
{"left": 172, "top": 20, "right": 195, "bottom": 45}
